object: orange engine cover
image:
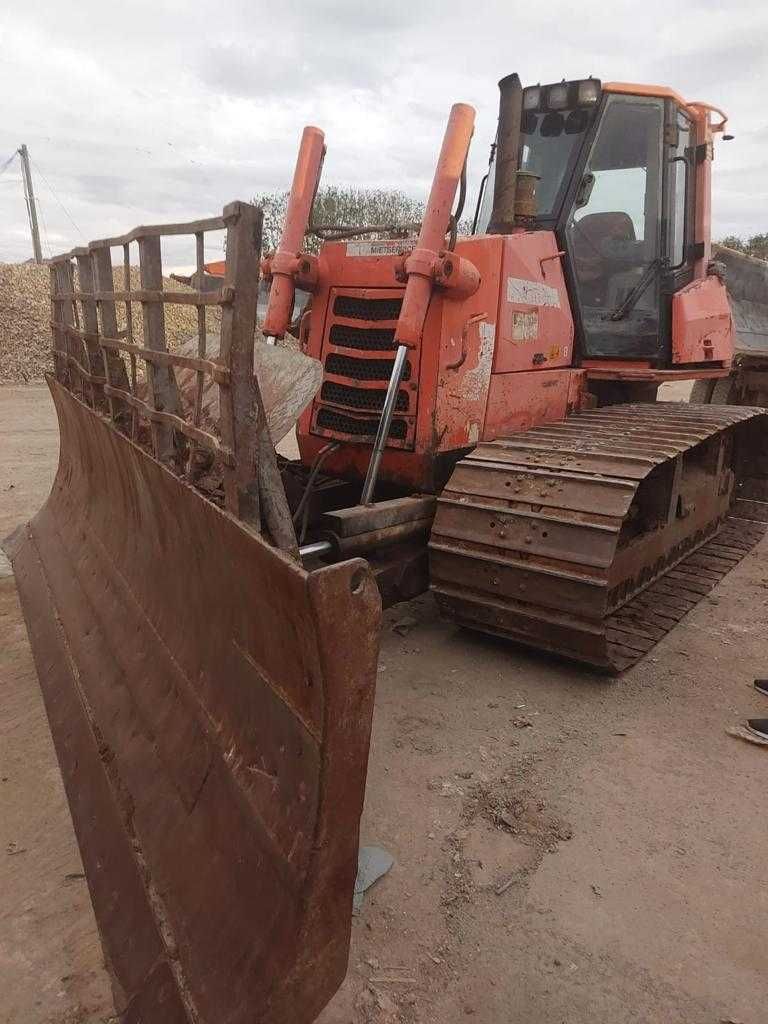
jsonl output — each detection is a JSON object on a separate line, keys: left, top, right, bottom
{"left": 296, "top": 231, "right": 581, "bottom": 491}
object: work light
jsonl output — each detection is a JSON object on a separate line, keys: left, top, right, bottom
{"left": 547, "top": 83, "right": 570, "bottom": 109}
{"left": 522, "top": 87, "right": 541, "bottom": 110}
{"left": 577, "top": 79, "right": 601, "bottom": 105}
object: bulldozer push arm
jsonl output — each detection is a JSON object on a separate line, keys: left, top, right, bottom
{"left": 5, "top": 203, "right": 381, "bottom": 1023}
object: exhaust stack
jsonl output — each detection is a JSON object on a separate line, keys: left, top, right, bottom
{"left": 488, "top": 73, "right": 523, "bottom": 234}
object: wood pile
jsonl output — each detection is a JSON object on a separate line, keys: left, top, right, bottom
{"left": 0, "top": 263, "right": 51, "bottom": 383}
{"left": 0, "top": 262, "right": 221, "bottom": 384}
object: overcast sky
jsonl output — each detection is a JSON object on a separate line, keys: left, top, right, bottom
{"left": 1, "top": 0, "right": 765, "bottom": 268}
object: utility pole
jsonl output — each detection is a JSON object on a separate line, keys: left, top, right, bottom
{"left": 18, "top": 144, "right": 42, "bottom": 264}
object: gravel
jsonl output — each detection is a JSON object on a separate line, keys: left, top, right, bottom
{"left": 0, "top": 262, "right": 220, "bottom": 384}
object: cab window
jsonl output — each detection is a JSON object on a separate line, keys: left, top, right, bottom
{"left": 565, "top": 94, "right": 665, "bottom": 358}
{"left": 668, "top": 108, "right": 694, "bottom": 269}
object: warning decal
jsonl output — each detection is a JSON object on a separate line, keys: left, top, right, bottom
{"left": 506, "top": 277, "right": 561, "bottom": 308}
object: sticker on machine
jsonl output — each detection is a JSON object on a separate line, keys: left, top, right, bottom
{"left": 479, "top": 321, "right": 496, "bottom": 345}
{"left": 511, "top": 311, "right": 539, "bottom": 341}
{"left": 345, "top": 239, "right": 415, "bottom": 257}
{"left": 506, "top": 277, "right": 561, "bottom": 308}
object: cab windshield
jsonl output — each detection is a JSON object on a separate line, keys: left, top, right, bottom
{"left": 475, "top": 106, "right": 593, "bottom": 230}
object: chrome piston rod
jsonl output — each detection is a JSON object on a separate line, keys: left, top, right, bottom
{"left": 360, "top": 344, "right": 408, "bottom": 505}
{"left": 299, "top": 538, "right": 333, "bottom": 559}
{"left": 301, "top": 345, "right": 408, "bottom": 559}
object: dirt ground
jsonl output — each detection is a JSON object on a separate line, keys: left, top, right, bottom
{"left": 0, "top": 387, "right": 113, "bottom": 1024}
{"left": 2, "top": 383, "right": 768, "bottom": 1024}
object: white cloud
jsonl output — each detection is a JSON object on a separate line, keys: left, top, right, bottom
{"left": 1, "top": 0, "right": 765, "bottom": 267}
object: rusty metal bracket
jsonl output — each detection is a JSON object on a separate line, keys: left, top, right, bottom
{"left": 445, "top": 312, "right": 487, "bottom": 370}
{"left": 539, "top": 250, "right": 566, "bottom": 274}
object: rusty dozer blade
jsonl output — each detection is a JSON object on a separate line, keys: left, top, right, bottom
{"left": 7, "top": 381, "right": 380, "bottom": 1023}
{"left": 5, "top": 197, "right": 381, "bottom": 1024}
{"left": 714, "top": 244, "right": 768, "bottom": 359}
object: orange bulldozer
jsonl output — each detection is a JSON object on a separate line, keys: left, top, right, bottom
{"left": 5, "top": 74, "right": 767, "bottom": 1021}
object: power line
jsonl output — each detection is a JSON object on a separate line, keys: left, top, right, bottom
{"left": 28, "top": 155, "right": 85, "bottom": 242}
{"left": 36, "top": 195, "right": 54, "bottom": 259}
{"left": 0, "top": 151, "right": 17, "bottom": 178}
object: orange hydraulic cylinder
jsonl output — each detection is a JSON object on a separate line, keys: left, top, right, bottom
{"left": 262, "top": 125, "right": 325, "bottom": 337}
{"left": 395, "top": 103, "right": 476, "bottom": 347}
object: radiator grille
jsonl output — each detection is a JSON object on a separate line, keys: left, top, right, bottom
{"left": 321, "top": 381, "right": 409, "bottom": 412}
{"left": 325, "top": 353, "right": 412, "bottom": 382}
{"left": 316, "top": 408, "right": 408, "bottom": 441}
{"left": 314, "top": 289, "right": 413, "bottom": 449}
{"left": 333, "top": 295, "right": 403, "bottom": 322}
{"left": 328, "top": 324, "right": 397, "bottom": 351}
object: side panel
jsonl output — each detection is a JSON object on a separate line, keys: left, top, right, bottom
{"left": 434, "top": 235, "right": 504, "bottom": 452}
{"left": 482, "top": 368, "right": 586, "bottom": 440}
{"left": 9, "top": 381, "right": 381, "bottom": 1024}
{"left": 672, "top": 271, "right": 733, "bottom": 365}
{"left": 493, "top": 231, "right": 574, "bottom": 373}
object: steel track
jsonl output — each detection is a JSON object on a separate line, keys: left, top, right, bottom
{"left": 430, "top": 403, "right": 768, "bottom": 672}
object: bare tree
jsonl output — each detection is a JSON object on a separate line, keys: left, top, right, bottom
{"left": 717, "top": 233, "right": 768, "bottom": 261}
{"left": 253, "top": 185, "right": 470, "bottom": 255}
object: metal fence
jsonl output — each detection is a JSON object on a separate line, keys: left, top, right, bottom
{"left": 47, "top": 201, "right": 298, "bottom": 554}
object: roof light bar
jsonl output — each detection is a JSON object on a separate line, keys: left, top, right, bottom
{"left": 521, "top": 78, "right": 602, "bottom": 111}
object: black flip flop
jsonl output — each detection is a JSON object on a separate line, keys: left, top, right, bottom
{"left": 754, "top": 679, "right": 768, "bottom": 698}
{"left": 747, "top": 719, "right": 768, "bottom": 741}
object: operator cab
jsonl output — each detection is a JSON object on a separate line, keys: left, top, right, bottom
{"left": 475, "top": 78, "right": 698, "bottom": 365}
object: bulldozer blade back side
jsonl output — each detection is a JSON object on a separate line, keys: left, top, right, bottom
{"left": 714, "top": 244, "right": 768, "bottom": 360}
{"left": 5, "top": 204, "right": 381, "bottom": 1024}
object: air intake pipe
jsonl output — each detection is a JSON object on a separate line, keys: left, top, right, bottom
{"left": 487, "top": 73, "right": 523, "bottom": 234}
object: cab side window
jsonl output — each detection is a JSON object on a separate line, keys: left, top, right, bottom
{"left": 668, "top": 109, "right": 694, "bottom": 269}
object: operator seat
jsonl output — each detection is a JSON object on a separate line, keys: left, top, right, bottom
{"left": 572, "top": 211, "right": 636, "bottom": 306}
